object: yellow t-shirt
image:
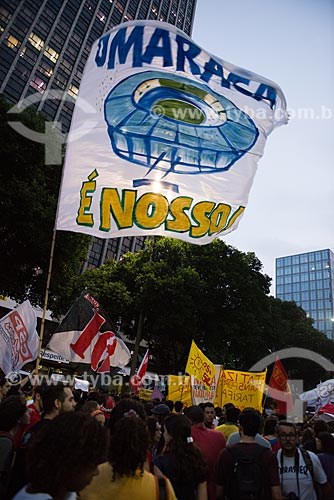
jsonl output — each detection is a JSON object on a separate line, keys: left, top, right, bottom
{"left": 215, "top": 422, "right": 239, "bottom": 439}
{"left": 80, "top": 462, "right": 177, "bottom": 500}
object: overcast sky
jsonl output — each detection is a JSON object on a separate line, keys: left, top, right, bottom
{"left": 192, "top": 0, "right": 334, "bottom": 293}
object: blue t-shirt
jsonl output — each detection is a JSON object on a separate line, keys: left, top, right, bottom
{"left": 12, "top": 486, "right": 77, "bottom": 500}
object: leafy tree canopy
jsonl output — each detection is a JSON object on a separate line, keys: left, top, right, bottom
{"left": 0, "top": 96, "right": 89, "bottom": 315}
{"left": 75, "top": 237, "right": 334, "bottom": 385}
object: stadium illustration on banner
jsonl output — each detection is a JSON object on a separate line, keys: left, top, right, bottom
{"left": 56, "top": 21, "right": 287, "bottom": 244}
{"left": 105, "top": 70, "right": 259, "bottom": 192}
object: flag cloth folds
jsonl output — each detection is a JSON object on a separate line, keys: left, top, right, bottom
{"left": 151, "top": 385, "right": 164, "bottom": 401}
{"left": 0, "top": 300, "right": 39, "bottom": 376}
{"left": 130, "top": 349, "right": 149, "bottom": 394}
{"left": 185, "top": 340, "right": 215, "bottom": 389}
{"left": 56, "top": 20, "right": 287, "bottom": 246}
{"left": 299, "top": 379, "right": 334, "bottom": 412}
{"left": 168, "top": 375, "right": 192, "bottom": 407}
{"left": 48, "top": 292, "right": 130, "bottom": 373}
{"left": 268, "top": 357, "right": 293, "bottom": 415}
{"left": 221, "top": 369, "right": 267, "bottom": 412}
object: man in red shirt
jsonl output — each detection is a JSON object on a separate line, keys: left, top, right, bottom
{"left": 186, "top": 405, "right": 226, "bottom": 500}
{"left": 25, "top": 386, "right": 44, "bottom": 431}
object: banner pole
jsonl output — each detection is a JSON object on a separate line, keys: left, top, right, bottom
{"left": 179, "top": 376, "right": 185, "bottom": 402}
{"left": 262, "top": 390, "right": 268, "bottom": 412}
{"left": 129, "top": 310, "right": 144, "bottom": 378}
{"left": 35, "top": 227, "right": 57, "bottom": 374}
{"left": 34, "top": 124, "right": 68, "bottom": 375}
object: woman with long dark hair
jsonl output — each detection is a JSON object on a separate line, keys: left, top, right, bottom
{"left": 154, "top": 414, "right": 208, "bottom": 500}
{"left": 80, "top": 399, "right": 177, "bottom": 500}
{"left": 12, "top": 412, "right": 108, "bottom": 499}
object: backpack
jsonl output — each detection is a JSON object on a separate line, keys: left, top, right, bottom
{"left": 226, "top": 445, "right": 266, "bottom": 500}
{"left": 155, "top": 476, "right": 169, "bottom": 500}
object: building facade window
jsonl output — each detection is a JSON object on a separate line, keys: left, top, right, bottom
{"left": 276, "top": 249, "right": 334, "bottom": 339}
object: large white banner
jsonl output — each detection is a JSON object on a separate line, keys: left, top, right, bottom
{"left": 0, "top": 301, "right": 39, "bottom": 375}
{"left": 56, "top": 20, "right": 287, "bottom": 244}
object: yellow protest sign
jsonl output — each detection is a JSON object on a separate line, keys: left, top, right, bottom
{"left": 214, "top": 366, "right": 224, "bottom": 407}
{"left": 221, "top": 369, "right": 267, "bottom": 411}
{"left": 168, "top": 375, "right": 192, "bottom": 408}
{"left": 139, "top": 388, "right": 153, "bottom": 401}
{"left": 185, "top": 340, "right": 215, "bottom": 389}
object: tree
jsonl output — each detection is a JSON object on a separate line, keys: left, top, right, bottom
{"left": 0, "top": 96, "right": 89, "bottom": 315}
{"left": 75, "top": 237, "right": 334, "bottom": 384}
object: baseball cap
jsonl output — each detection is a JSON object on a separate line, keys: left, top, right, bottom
{"left": 151, "top": 404, "right": 171, "bottom": 415}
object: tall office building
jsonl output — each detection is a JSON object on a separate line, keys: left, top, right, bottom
{"left": 276, "top": 249, "right": 334, "bottom": 340}
{"left": 0, "top": 0, "right": 197, "bottom": 267}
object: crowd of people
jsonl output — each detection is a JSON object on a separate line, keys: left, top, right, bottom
{"left": 1, "top": 373, "right": 334, "bottom": 500}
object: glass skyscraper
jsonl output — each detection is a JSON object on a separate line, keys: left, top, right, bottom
{"left": 276, "top": 249, "right": 334, "bottom": 340}
{"left": 0, "top": 0, "right": 197, "bottom": 267}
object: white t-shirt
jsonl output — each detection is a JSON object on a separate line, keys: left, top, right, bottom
{"left": 277, "top": 448, "right": 327, "bottom": 500}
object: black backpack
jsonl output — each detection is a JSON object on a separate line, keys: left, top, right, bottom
{"left": 226, "top": 444, "right": 266, "bottom": 500}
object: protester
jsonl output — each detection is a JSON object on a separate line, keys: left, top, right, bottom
{"left": 80, "top": 402, "right": 177, "bottom": 499}
{"left": 277, "top": 420, "right": 331, "bottom": 500}
{"left": 263, "top": 415, "right": 281, "bottom": 452}
{"left": 303, "top": 419, "right": 329, "bottom": 454}
{"left": 22, "top": 383, "right": 76, "bottom": 446}
{"left": 154, "top": 413, "right": 208, "bottom": 500}
{"left": 226, "top": 428, "right": 271, "bottom": 448}
{"left": 215, "top": 408, "right": 283, "bottom": 500}
{"left": 215, "top": 406, "right": 240, "bottom": 438}
{"left": 317, "top": 431, "right": 334, "bottom": 493}
{"left": 79, "top": 400, "right": 105, "bottom": 425}
{"left": 0, "top": 374, "right": 11, "bottom": 402}
{"left": 213, "top": 406, "right": 223, "bottom": 426}
{"left": 165, "top": 400, "right": 174, "bottom": 413}
{"left": 12, "top": 412, "right": 108, "bottom": 499}
{"left": 8, "top": 383, "right": 76, "bottom": 498}
{"left": 24, "top": 386, "right": 44, "bottom": 432}
{"left": 151, "top": 403, "right": 171, "bottom": 422}
{"left": 185, "top": 405, "right": 226, "bottom": 500}
{"left": 147, "top": 415, "right": 162, "bottom": 464}
{"left": 174, "top": 400, "right": 184, "bottom": 414}
{"left": 0, "top": 396, "right": 28, "bottom": 498}
{"left": 220, "top": 403, "right": 235, "bottom": 424}
{"left": 300, "top": 426, "right": 315, "bottom": 448}
{"left": 201, "top": 402, "right": 216, "bottom": 429}
{"left": 79, "top": 400, "right": 100, "bottom": 414}
{"left": 100, "top": 394, "right": 115, "bottom": 421}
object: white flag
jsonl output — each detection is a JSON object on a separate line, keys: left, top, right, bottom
{"left": 299, "top": 379, "right": 334, "bottom": 410}
{"left": 0, "top": 300, "right": 39, "bottom": 376}
{"left": 56, "top": 20, "right": 287, "bottom": 245}
{"left": 48, "top": 292, "right": 131, "bottom": 373}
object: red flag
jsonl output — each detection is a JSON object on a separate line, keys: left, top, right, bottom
{"left": 130, "top": 349, "right": 149, "bottom": 395}
{"left": 268, "top": 357, "right": 293, "bottom": 415}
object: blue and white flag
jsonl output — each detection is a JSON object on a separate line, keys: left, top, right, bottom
{"left": 56, "top": 20, "right": 287, "bottom": 245}
{"left": 299, "top": 378, "right": 334, "bottom": 410}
